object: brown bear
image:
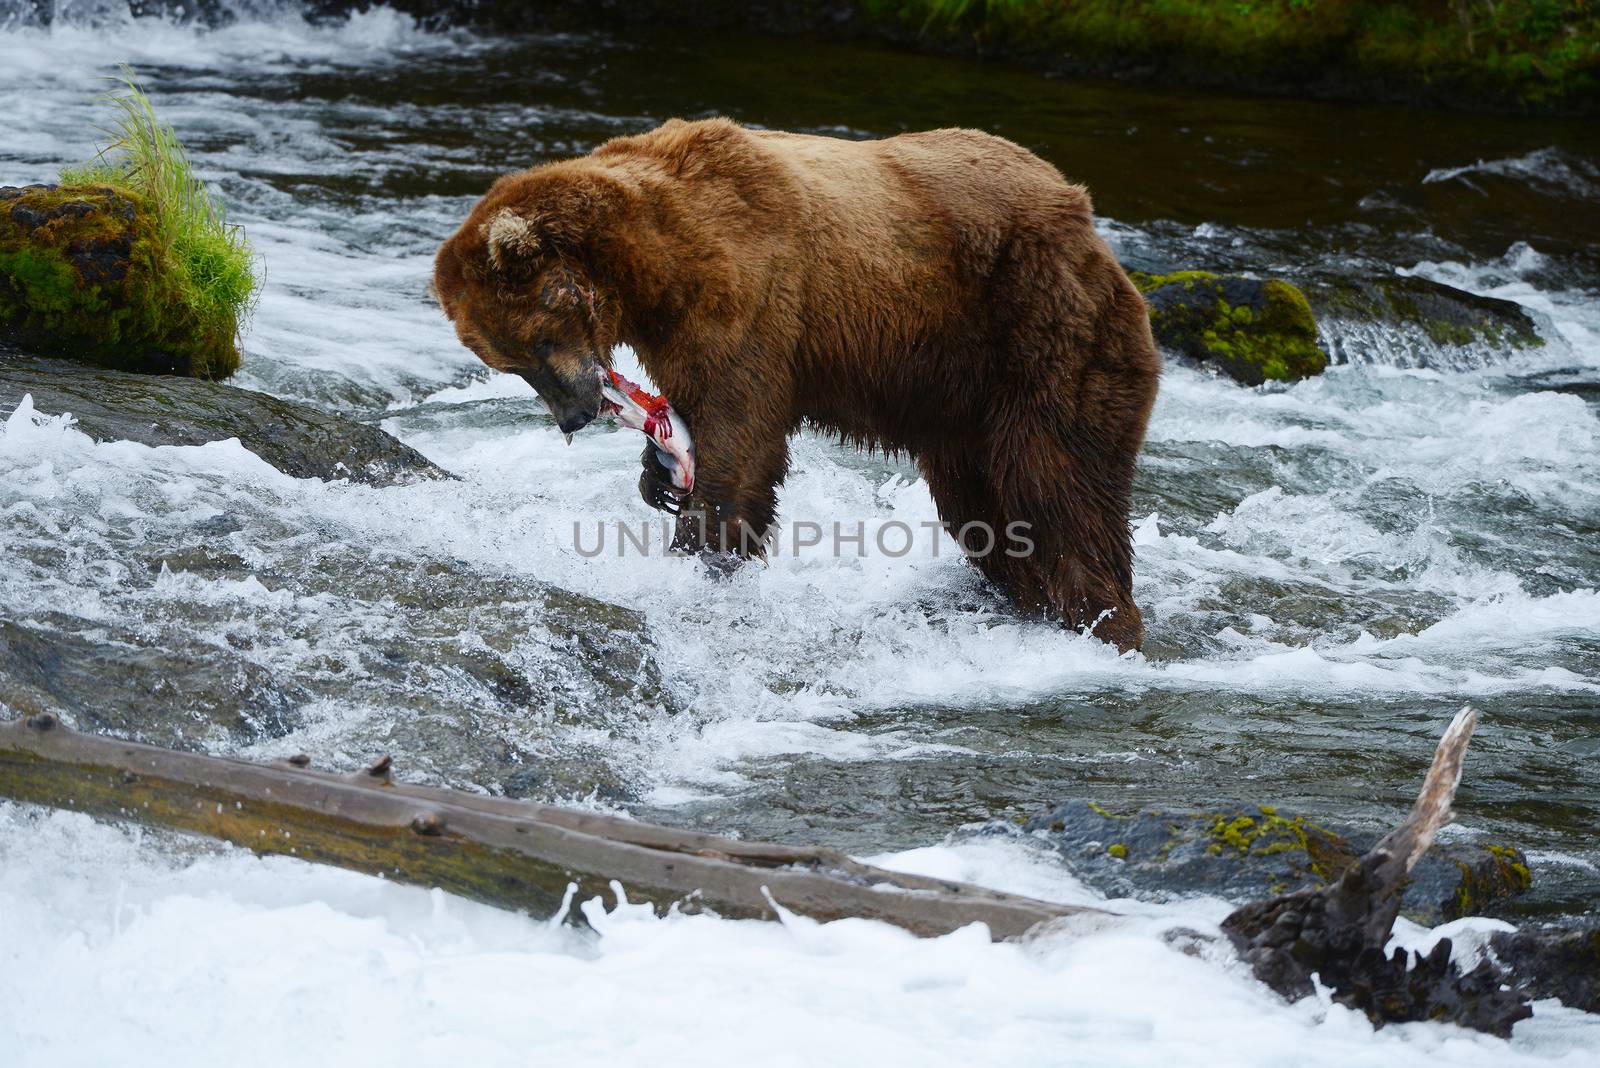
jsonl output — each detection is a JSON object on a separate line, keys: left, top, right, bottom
{"left": 433, "top": 118, "right": 1160, "bottom": 650}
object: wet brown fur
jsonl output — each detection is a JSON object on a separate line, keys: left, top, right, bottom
{"left": 434, "top": 118, "right": 1161, "bottom": 650}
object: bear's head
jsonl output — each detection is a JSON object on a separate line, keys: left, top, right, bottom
{"left": 433, "top": 168, "right": 627, "bottom": 435}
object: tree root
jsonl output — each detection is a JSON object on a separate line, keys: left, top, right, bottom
{"left": 1222, "top": 707, "right": 1534, "bottom": 1036}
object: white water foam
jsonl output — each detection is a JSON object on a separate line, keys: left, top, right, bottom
{"left": 1422, "top": 147, "right": 1600, "bottom": 198}
{"left": 2, "top": 804, "right": 1596, "bottom": 1067}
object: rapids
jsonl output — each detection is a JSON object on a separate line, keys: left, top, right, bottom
{"left": 0, "top": 5, "right": 1597, "bottom": 1063}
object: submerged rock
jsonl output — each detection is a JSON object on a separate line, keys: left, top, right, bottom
{"left": 1130, "top": 270, "right": 1327, "bottom": 386}
{"left": 1302, "top": 274, "right": 1545, "bottom": 371}
{"left": 1017, "top": 800, "right": 1531, "bottom": 924}
{"left": 0, "top": 617, "right": 307, "bottom": 750}
{"left": 0, "top": 183, "right": 240, "bottom": 379}
{"left": 0, "top": 344, "right": 447, "bottom": 485}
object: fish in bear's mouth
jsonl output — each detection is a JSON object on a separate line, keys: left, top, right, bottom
{"left": 597, "top": 368, "right": 695, "bottom": 495}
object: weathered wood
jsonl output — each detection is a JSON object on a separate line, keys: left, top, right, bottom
{"left": 1222, "top": 707, "right": 1536, "bottom": 1037}
{"left": 0, "top": 713, "right": 1097, "bottom": 940}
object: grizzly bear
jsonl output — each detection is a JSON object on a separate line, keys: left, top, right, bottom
{"left": 433, "top": 118, "right": 1160, "bottom": 650}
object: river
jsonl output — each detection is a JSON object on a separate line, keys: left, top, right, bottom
{"left": 0, "top": 5, "right": 1597, "bottom": 1065}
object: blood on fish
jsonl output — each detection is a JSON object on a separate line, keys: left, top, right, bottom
{"left": 601, "top": 369, "right": 695, "bottom": 494}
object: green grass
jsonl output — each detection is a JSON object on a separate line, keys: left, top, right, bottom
{"left": 61, "top": 69, "right": 258, "bottom": 371}
{"left": 861, "top": 0, "right": 1600, "bottom": 107}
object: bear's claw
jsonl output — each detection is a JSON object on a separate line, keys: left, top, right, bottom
{"left": 639, "top": 443, "right": 683, "bottom": 515}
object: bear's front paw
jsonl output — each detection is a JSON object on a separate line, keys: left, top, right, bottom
{"left": 638, "top": 443, "right": 684, "bottom": 515}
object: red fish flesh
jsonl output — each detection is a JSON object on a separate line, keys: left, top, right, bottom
{"left": 600, "top": 369, "right": 695, "bottom": 494}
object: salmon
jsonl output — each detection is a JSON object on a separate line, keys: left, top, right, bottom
{"left": 600, "top": 369, "right": 695, "bottom": 494}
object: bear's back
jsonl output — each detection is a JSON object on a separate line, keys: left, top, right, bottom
{"left": 758, "top": 126, "right": 1086, "bottom": 224}
{"left": 594, "top": 119, "right": 1088, "bottom": 240}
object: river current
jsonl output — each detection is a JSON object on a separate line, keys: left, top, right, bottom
{"left": 0, "top": 6, "right": 1597, "bottom": 1064}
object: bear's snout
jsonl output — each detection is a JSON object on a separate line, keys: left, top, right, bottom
{"left": 552, "top": 404, "right": 595, "bottom": 436}
{"left": 515, "top": 354, "right": 603, "bottom": 436}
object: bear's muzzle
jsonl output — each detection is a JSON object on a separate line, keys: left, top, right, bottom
{"left": 516, "top": 355, "right": 603, "bottom": 436}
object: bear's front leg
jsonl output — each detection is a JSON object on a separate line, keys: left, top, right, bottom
{"left": 665, "top": 473, "right": 779, "bottom": 560}
{"left": 637, "top": 413, "right": 787, "bottom": 560}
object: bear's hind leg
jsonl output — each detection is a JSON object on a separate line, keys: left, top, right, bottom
{"left": 978, "top": 398, "right": 1148, "bottom": 652}
{"left": 974, "top": 233, "right": 1158, "bottom": 651}
{"left": 918, "top": 447, "right": 1040, "bottom": 612}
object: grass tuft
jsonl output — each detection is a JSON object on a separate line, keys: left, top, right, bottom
{"left": 62, "top": 67, "right": 258, "bottom": 371}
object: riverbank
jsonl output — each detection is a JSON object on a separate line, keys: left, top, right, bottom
{"left": 860, "top": 0, "right": 1600, "bottom": 112}
{"left": 352, "top": 0, "right": 1600, "bottom": 112}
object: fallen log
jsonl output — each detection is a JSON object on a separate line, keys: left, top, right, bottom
{"left": 0, "top": 712, "right": 1095, "bottom": 940}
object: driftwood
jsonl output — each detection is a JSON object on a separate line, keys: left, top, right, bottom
{"left": 1222, "top": 707, "right": 1534, "bottom": 1036}
{"left": 0, "top": 712, "right": 1094, "bottom": 940}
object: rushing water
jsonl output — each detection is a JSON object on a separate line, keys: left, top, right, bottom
{"left": 1, "top": 6, "right": 1598, "bottom": 1063}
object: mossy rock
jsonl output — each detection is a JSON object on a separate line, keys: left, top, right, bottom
{"left": 1020, "top": 800, "right": 1357, "bottom": 902}
{"left": 0, "top": 182, "right": 238, "bottom": 379}
{"left": 1301, "top": 274, "right": 1545, "bottom": 370}
{"left": 1413, "top": 841, "right": 1535, "bottom": 925}
{"left": 0, "top": 344, "right": 448, "bottom": 486}
{"left": 1015, "top": 800, "right": 1532, "bottom": 923}
{"left": 1131, "top": 270, "right": 1327, "bottom": 386}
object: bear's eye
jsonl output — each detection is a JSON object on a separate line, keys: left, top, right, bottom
{"left": 533, "top": 339, "right": 555, "bottom": 359}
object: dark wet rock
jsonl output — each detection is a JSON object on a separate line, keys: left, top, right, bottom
{"left": 67, "top": 234, "right": 134, "bottom": 285}
{"left": 1408, "top": 842, "right": 1534, "bottom": 925}
{"left": 1130, "top": 270, "right": 1327, "bottom": 386}
{"left": 0, "top": 617, "right": 306, "bottom": 750}
{"left": 8, "top": 203, "right": 49, "bottom": 232}
{"left": 1301, "top": 273, "right": 1545, "bottom": 371}
{"left": 1490, "top": 926, "right": 1600, "bottom": 1013}
{"left": 0, "top": 345, "right": 448, "bottom": 485}
{"left": 1016, "top": 800, "right": 1531, "bottom": 924}
{"left": 1510, "top": 365, "right": 1600, "bottom": 401}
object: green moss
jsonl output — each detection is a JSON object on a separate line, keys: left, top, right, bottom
{"left": 1086, "top": 800, "right": 1128, "bottom": 820}
{"left": 0, "top": 247, "right": 87, "bottom": 317}
{"left": 1200, "top": 807, "right": 1352, "bottom": 880}
{"left": 1131, "top": 270, "right": 1326, "bottom": 386}
{"left": 1453, "top": 862, "right": 1477, "bottom": 917}
{"left": 1107, "top": 842, "right": 1128, "bottom": 859}
{"left": 1446, "top": 843, "right": 1534, "bottom": 921}
{"left": 0, "top": 71, "right": 256, "bottom": 379}
{"left": 1210, "top": 814, "right": 1258, "bottom": 852}
{"left": 1128, "top": 270, "right": 1209, "bottom": 293}
{"left": 860, "top": 0, "right": 1600, "bottom": 109}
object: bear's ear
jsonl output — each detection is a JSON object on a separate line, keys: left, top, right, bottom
{"left": 481, "top": 208, "right": 540, "bottom": 272}
{"left": 479, "top": 170, "right": 628, "bottom": 275}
